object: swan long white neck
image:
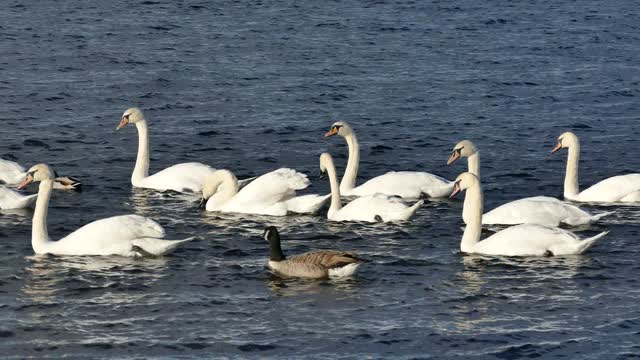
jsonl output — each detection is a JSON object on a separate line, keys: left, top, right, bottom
{"left": 324, "top": 158, "right": 343, "bottom": 218}
{"left": 132, "top": 120, "right": 150, "bottom": 186}
{"left": 468, "top": 152, "right": 480, "bottom": 178}
{"left": 564, "top": 143, "right": 580, "bottom": 198}
{"left": 461, "top": 182, "right": 483, "bottom": 253}
{"left": 340, "top": 131, "right": 360, "bottom": 193}
{"left": 32, "top": 180, "right": 53, "bottom": 254}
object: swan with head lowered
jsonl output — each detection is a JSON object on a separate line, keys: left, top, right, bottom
{"left": 18, "top": 164, "right": 192, "bottom": 257}
{"left": 117, "top": 107, "right": 228, "bottom": 193}
{"left": 200, "top": 168, "right": 329, "bottom": 216}
{"left": 320, "top": 152, "right": 423, "bottom": 222}
{"left": 450, "top": 172, "right": 608, "bottom": 256}
{"left": 551, "top": 131, "right": 640, "bottom": 203}
{"left": 324, "top": 122, "right": 453, "bottom": 199}
{"left": 265, "top": 226, "right": 368, "bottom": 279}
{"left": 1, "top": 158, "right": 81, "bottom": 190}
{"left": 447, "top": 140, "right": 611, "bottom": 226}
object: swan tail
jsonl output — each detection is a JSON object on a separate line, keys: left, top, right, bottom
{"left": 132, "top": 236, "right": 195, "bottom": 256}
{"left": 400, "top": 200, "right": 424, "bottom": 221}
{"left": 237, "top": 176, "right": 257, "bottom": 189}
{"left": 328, "top": 263, "right": 360, "bottom": 277}
{"left": 575, "top": 231, "right": 609, "bottom": 254}
{"left": 285, "top": 194, "right": 330, "bottom": 214}
{"left": 588, "top": 211, "right": 614, "bottom": 224}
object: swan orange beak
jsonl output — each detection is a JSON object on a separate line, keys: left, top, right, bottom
{"left": 447, "top": 150, "right": 461, "bottom": 165}
{"left": 17, "top": 174, "right": 34, "bottom": 190}
{"left": 324, "top": 127, "right": 339, "bottom": 138}
{"left": 449, "top": 181, "right": 461, "bottom": 199}
{"left": 550, "top": 141, "right": 562, "bottom": 154}
{"left": 116, "top": 117, "right": 129, "bottom": 130}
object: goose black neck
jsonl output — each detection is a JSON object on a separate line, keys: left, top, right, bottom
{"left": 267, "top": 228, "right": 286, "bottom": 262}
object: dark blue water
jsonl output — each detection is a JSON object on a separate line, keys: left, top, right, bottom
{"left": 1, "top": 0, "right": 639, "bottom": 358}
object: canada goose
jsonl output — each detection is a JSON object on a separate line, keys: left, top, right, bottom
{"left": 264, "top": 226, "right": 368, "bottom": 278}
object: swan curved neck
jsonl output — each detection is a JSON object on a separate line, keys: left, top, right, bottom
{"left": 468, "top": 152, "right": 480, "bottom": 178}
{"left": 32, "top": 180, "right": 53, "bottom": 253}
{"left": 204, "top": 171, "right": 239, "bottom": 207}
{"left": 461, "top": 184, "right": 483, "bottom": 253}
{"left": 564, "top": 145, "right": 580, "bottom": 198}
{"left": 325, "top": 159, "right": 343, "bottom": 218}
{"left": 132, "top": 120, "right": 150, "bottom": 185}
{"left": 340, "top": 132, "right": 360, "bottom": 193}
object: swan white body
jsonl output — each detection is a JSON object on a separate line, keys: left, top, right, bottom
{"left": 202, "top": 168, "right": 324, "bottom": 216}
{"left": 21, "top": 164, "right": 191, "bottom": 257}
{"left": 0, "top": 185, "right": 37, "bottom": 210}
{"left": 448, "top": 140, "right": 610, "bottom": 226}
{"left": 118, "top": 108, "right": 218, "bottom": 193}
{"left": 452, "top": 172, "right": 608, "bottom": 256}
{"left": 552, "top": 132, "right": 640, "bottom": 203}
{"left": 325, "top": 122, "right": 453, "bottom": 199}
{"left": 320, "top": 153, "right": 423, "bottom": 223}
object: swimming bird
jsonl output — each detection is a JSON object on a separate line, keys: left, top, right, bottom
{"left": 264, "top": 226, "right": 368, "bottom": 278}
{"left": 0, "top": 185, "right": 37, "bottom": 210}
{"left": 551, "top": 131, "right": 640, "bottom": 202}
{"left": 447, "top": 139, "right": 611, "bottom": 226}
{"left": 324, "top": 121, "right": 453, "bottom": 199}
{"left": 117, "top": 107, "right": 220, "bottom": 193}
{"left": 200, "top": 168, "right": 328, "bottom": 216}
{"left": 320, "top": 152, "right": 423, "bottom": 223}
{"left": 450, "top": 172, "right": 608, "bottom": 257}
{"left": 18, "top": 163, "right": 192, "bottom": 257}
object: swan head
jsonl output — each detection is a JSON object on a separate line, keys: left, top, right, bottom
{"left": 200, "top": 170, "right": 238, "bottom": 206}
{"left": 319, "top": 152, "right": 334, "bottom": 175}
{"left": 447, "top": 140, "right": 478, "bottom": 165}
{"left": 551, "top": 131, "right": 579, "bottom": 154}
{"left": 449, "top": 172, "right": 480, "bottom": 198}
{"left": 117, "top": 108, "right": 145, "bottom": 130}
{"left": 17, "top": 163, "right": 56, "bottom": 189}
{"left": 324, "top": 121, "right": 353, "bottom": 138}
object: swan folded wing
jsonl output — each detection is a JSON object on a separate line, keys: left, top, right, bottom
{"left": 578, "top": 174, "right": 640, "bottom": 202}
{"left": 0, "top": 159, "right": 26, "bottom": 185}
{"left": 60, "top": 215, "right": 166, "bottom": 248}
{"left": 0, "top": 186, "right": 37, "bottom": 209}
{"left": 232, "top": 168, "right": 310, "bottom": 206}
{"left": 353, "top": 171, "right": 452, "bottom": 199}
{"left": 334, "top": 195, "right": 412, "bottom": 222}
{"left": 475, "top": 224, "right": 580, "bottom": 256}
{"left": 284, "top": 194, "right": 330, "bottom": 214}
{"left": 483, "top": 197, "right": 588, "bottom": 226}
{"left": 140, "top": 162, "right": 216, "bottom": 193}
{"left": 131, "top": 237, "right": 193, "bottom": 256}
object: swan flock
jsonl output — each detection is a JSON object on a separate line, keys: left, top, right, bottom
{"left": 2, "top": 107, "right": 630, "bottom": 274}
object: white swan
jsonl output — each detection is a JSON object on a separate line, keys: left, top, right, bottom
{"left": 201, "top": 168, "right": 328, "bottom": 216}
{"left": 0, "top": 185, "right": 37, "bottom": 210}
{"left": 551, "top": 131, "right": 640, "bottom": 202}
{"left": 117, "top": 108, "right": 220, "bottom": 193}
{"left": 450, "top": 172, "right": 608, "bottom": 256}
{"left": 1, "top": 158, "right": 81, "bottom": 190}
{"left": 320, "top": 152, "right": 423, "bottom": 222}
{"left": 324, "top": 121, "right": 453, "bottom": 199}
{"left": 448, "top": 140, "right": 611, "bottom": 226}
{"left": 18, "top": 164, "right": 192, "bottom": 257}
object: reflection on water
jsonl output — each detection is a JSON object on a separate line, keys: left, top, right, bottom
{"left": 22, "top": 255, "right": 170, "bottom": 305}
